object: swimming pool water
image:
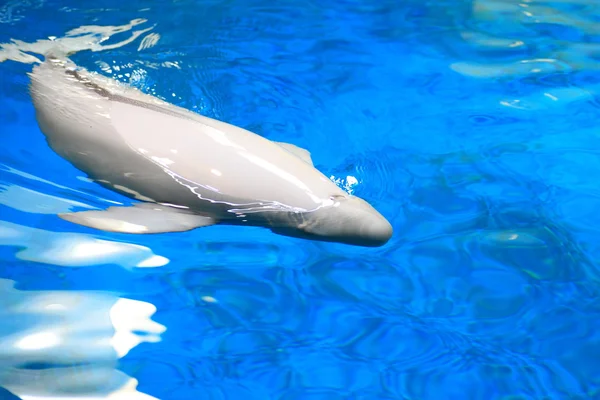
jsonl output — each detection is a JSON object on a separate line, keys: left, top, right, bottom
{"left": 1, "top": 0, "right": 600, "bottom": 399}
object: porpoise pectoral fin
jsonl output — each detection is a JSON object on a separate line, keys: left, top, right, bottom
{"left": 58, "top": 203, "right": 216, "bottom": 234}
{"left": 275, "top": 142, "right": 314, "bottom": 165}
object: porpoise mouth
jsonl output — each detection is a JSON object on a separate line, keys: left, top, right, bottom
{"left": 270, "top": 226, "right": 392, "bottom": 247}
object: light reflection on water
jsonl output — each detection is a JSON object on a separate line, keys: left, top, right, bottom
{"left": 0, "top": 220, "right": 168, "bottom": 269}
{"left": 0, "top": 278, "right": 164, "bottom": 399}
{"left": 450, "top": 0, "right": 600, "bottom": 78}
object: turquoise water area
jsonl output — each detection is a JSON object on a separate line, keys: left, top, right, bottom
{"left": 1, "top": 0, "right": 600, "bottom": 399}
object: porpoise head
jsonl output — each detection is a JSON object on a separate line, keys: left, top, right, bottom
{"left": 272, "top": 194, "right": 393, "bottom": 247}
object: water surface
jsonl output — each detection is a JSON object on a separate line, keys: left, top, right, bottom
{"left": 1, "top": 0, "right": 600, "bottom": 398}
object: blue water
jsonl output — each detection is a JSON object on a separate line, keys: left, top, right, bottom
{"left": 1, "top": 0, "right": 600, "bottom": 399}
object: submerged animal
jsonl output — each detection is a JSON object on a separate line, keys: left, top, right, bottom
{"left": 28, "top": 53, "right": 393, "bottom": 247}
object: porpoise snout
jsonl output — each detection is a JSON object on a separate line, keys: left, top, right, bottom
{"left": 342, "top": 195, "right": 393, "bottom": 247}
{"left": 298, "top": 195, "right": 393, "bottom": 247}
{"left": 359, "top": 212, "right": 393, "bottom": 247}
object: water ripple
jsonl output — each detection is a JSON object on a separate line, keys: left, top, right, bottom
{"left": 446, "top": 0, "right": 600, "bottom": 83}
{"left": 304, "top": 257, "right": 414, "bottom": 315}
{"left": 341, "top": 319, "right": 446, "bottom": 369}
{"left": 1, "top": 0, "right": 600, "bottom": 398}
{"left": 469, "top": 227, "right": 580, "bottom": 281}
{"left": 381, "top": 351, "right": 562, "bottom": 399}
{"left": 0, "top": 278, "right": 163, "bottom": 399}
{"left": 0, "top": 0, "right": 43, "bottom": 24}
{"left": 290, "top": 349, "right": 376, "bottom": 393}
{"left": 160, "top": 266, "right": 309, "bottom": 337}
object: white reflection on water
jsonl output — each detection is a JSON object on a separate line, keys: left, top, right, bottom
{"left": 0, "top": 278, "right": 165, "bottom": 399}
{"left": 499, "top": 86, "right": 594, "bottom": 110}
{"left": 0, "top": 165, "right": 123, "bottom": 207}
{"left": 450, "top": 0, "right": 600, "bottom": 78}
{"left": 0, "top": 16, "right": 181, "bottom": 75}
{"left": 0, "top": 221, "right": 169, "bottom": 269}
{"left": 0, "top": 18, "right": 156, "bottom": 64}
{"left": 0, "top": 183, "right": 95, "bottom": 215}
